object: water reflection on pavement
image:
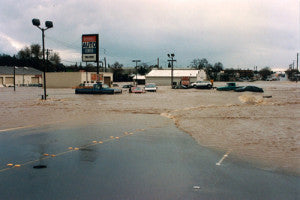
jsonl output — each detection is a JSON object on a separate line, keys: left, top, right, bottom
{"left": 0, "top": 114, "right": 299, "bottom": 200}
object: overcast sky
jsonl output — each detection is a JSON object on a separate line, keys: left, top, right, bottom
{"left": 0, "top": 0, "right": 299, "bottom": 70}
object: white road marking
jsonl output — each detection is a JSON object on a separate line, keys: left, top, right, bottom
{"left": 0, "top": 125, "right": 35, "bottom": 133}
{"left": 216, "top": 150, "right": 232, "bottom": 166}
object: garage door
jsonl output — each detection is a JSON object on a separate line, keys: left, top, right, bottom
{"left": 31, "top": 77, "right": 39, "bottom": 84}
{"left": 5, "top": 77, "right": 14, "bottom": 85}
{"left": 104, "top": 77, "right": 111, "bottom": 87}
{"left": 0, "top": 77, "right": 3, "bottom": 85}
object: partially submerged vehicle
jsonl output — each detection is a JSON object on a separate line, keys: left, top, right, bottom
{"left": 130, "top": 86, "right": 145, "bottom": 93}
{"left": 193, "top": 81, "right": 212, "bottom": 89}
{"left": 144, "top": 83, "right": 157, "bottom": 92}
{"left": 217, "top": 82, "right": 241, "bottom": 91}
{"left": 75, "top": 83, "right": 122, "bottom": 94}
{"left": 235, "top": 86, "right": 264, "bottom": 93}
{"left": 122, "top": 84, "right": 134, "bottom": 88}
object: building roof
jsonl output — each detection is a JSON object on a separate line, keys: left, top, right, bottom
{"left": 146, "top": 69, "right": 202, "bottom": 77}
{"left": 132, "top": 74, "right": 146, "bottom": 80}
{"left": 0, "top": 66, "right": 42, "bottom": 75}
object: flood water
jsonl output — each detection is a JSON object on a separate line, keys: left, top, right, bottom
{"left": 0, "top": 113, "right": 299, "bottom": 200}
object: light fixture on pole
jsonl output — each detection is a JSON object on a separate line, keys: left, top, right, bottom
{"left": 32, "top": 18, "right": 53, "bottom": 100}
{"left": 132, "top": 60, "right": 141, "bottom": 86}
{"left": 167, "top": 53, "right": 176, "bottom": 88}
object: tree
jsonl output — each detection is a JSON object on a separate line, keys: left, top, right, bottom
{"left": 49, "top": 52, "right": 61, "bottom": 65}
{"left": 190, "top": 58, "right": 209, "bottom": 69}
{"left": 259, "top": 67, "right": 273, "bottom": 80}
{"left": 137, "top": 63, "right": 150, "bottom": 75}
{"left": 111, "top": 62, "right": 124, "bottom": 81}
{"left": 30, "top": 44, "right": 41, "bottom": 58}
{"left": 213, "top": 62, "right": 223, "bottom": 72}
{"left": 285, "top": 69, "right": 299, "bottom": 81}
{"left": 17, "top": 46, "right": 31, "bottom": 59}
{"left": 190, "top": 59, "right": 200, "bottom": 68}
{"left": 199, "top": 58, "right": 209, "bottom": 69}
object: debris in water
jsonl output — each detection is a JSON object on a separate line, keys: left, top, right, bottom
{"left": 33, "top": 165, "right": 47, "bottom": 169}
{"left": 263, "top": 96, "right": 272, "bottom": 98}
{"left": 193, "top": 186, "right": 201, "bottom": 189}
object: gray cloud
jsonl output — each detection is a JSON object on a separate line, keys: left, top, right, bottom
{"left": 0, "top": 0, "right": 298, "bottom": 69}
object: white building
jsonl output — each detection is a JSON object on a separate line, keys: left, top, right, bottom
{"left": 145, "top": 69, "right": 206, "bottom": 86}
{"left": 0, "top": 66, "right": 42, "bottom": 87}
{"left": 46, "top": 71, "right": 113, "bottom": 88}
{"left": 132, "top": 74, "right": 146, "bottom": 85}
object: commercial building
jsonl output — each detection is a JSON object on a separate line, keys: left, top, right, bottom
{"left": 145, "top": 69, "right": 206, "bottom": 86}
{"left": 0, "top": 66, "right": 42, "bottom": 87}
{"left": 46, "top": 71, "right": 113, "bottom": 88}
{"left": 132, "top": 74, "right": 146, "bottom": 85}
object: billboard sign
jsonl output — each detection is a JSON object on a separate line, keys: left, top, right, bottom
{"left": 91, "top": 73, "right": 103, "bottom": 81}
{"left": 82, "top": 34, "right": 99, "bottom": 62}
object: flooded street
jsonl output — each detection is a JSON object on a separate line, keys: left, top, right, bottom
{"left": 0, "top": 81, "right": 299, "bottom": 175}
{"left": 0, "top": 114, "right": 299, "bottom": 199}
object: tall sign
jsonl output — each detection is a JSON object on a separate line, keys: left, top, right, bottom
{"left": 82, "top": 34, "right": 99, "bottom": 62}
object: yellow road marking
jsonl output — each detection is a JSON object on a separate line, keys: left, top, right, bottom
{"left": 0, "top": 131, "right": 137, "bottom": 174}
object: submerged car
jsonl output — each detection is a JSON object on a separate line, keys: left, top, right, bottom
{"left": 235, "top": 86, "right": 264, "bottom": 93}
{"left": 130, "top": 86, "right": 145, "bottom": 93}
{"left": 75, "top": 83, "right": 122, "bottom": 94}
{"left": 193, "top": 81, "right": 212, "bottom": 89}
{"left": 217, "top": 82, "right": 241, "bottom": 91}
{"left": 144, "top": 83, "right": 157, "bottom": 92}
{"left": 122, "top": 84, "right": 134, "bottom": 88}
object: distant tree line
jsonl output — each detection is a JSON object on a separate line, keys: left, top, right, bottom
{"left": 189, "top": 58, "right": 299, "bottom": 81}
{"left": 0, "top": 44, "right": 64, "bottom": 72}
{"left": 1, "top": 47, "right": 298, "bottom": 81}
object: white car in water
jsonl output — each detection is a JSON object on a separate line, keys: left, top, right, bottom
{"left": 144, "top": 83, "right": 157, "bottom": 92}
{"left": 192, "top": 81, "right": 212, "bottom": 89}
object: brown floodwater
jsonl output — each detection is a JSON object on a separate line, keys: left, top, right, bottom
{"left": 0, "top": 81, "right": 299, "bottom": 174}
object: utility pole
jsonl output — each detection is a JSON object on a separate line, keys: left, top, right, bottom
{"left": 167, "top": 54, "right": 176, "bottom": 88}
{"left": 103, "top": 49, "right": 107, "bottom": 72}
{"left": 46, "top": 49, "right": 52, "bottom": 61}
{"left": 293, "top": 60, "right": 295, "bottom": 70}
{"left": 297, "top": 53, "right": 299, "bottom": 72}
{"left": 13, "top": 66, "right": 16, "bottom": 91}
{"left": 46, "top": 49, "right": 52, "bottom": 88}
{"left": 132, "top": 60, "right": 141, "bottom": 86}
{"left": 157, "top": 57, "right": 159, "bottom": 68}
{"left": 104, "top": 57, "right": 107, "bottom": 72}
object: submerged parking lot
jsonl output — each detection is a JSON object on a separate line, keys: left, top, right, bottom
{"left": 0, "top": 81, "right": 299, "bottom": 175}
{"left": 0, "top": 114, "right": 299, "bottom": 199}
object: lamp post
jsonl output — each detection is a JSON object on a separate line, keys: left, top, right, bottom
{"left": 13, "top": 66, "right": 18, "bottom": 91}
{"left": 132, "top": 60, "right": 141, "bottom": 86}
{"left": 167, "top": 53, "right": 176, "bottom": 88}
{"left": 32, "top": 18, "right": 53, "bottom": 100}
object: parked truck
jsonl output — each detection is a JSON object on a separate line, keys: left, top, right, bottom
{"left": 75, "top": 83, "right": 122, "bottom": 94}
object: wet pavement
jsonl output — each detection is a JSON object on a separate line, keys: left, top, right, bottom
{"left": 0, "top": 114, "right": 299, "bottom": 200}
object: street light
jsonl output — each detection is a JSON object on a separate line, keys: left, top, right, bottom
{"left": 132, "top": 60, "right": 141, "bottom": 86}
{"left": 13, "top": 66, "right": 18, "bottom": 91}
{"left": 167, "top": 53, "right": 176, "bottom": 88}
{"left": 32, "top": 18, "right": 53, "bottom": 100}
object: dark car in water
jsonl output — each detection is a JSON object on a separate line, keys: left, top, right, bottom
{"left": 75, "top": 83, "right": 122, "bottom": 94}
{"left": 122, "top": 84, "right": 134, "bottom": 88}
{"left": 217, "top": 82, "right": 241, "bottom": 91}
{"left": 235, "top": 86, "right": 264, "bottom": 93}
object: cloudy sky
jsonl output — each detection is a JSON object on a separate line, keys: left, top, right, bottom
{"left": 0, "top": 0, "right": 299, "bottom": 70}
